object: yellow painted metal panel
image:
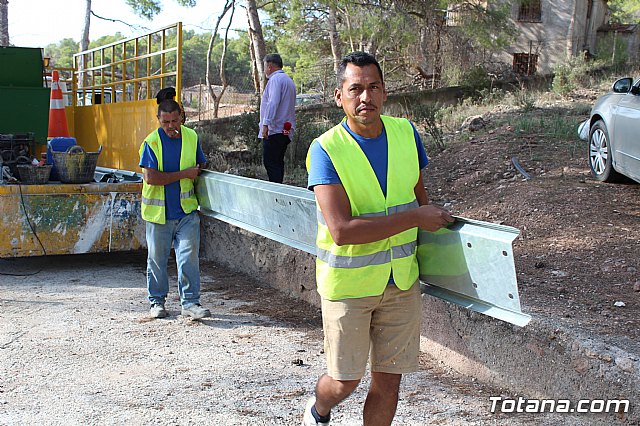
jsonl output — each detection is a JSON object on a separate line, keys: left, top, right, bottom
{"left": 0, "top": 182, "right": 145, "bottom": 258}
{"left": 70, "top": 100, "right": 157, "bottom": 172}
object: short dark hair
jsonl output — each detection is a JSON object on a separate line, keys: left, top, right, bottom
{"left": 264, "top": 53, "right": 283, "bottom": 68}
{"left": 336, "top": 51, "right": 384, "bottom": 87}
{"left": 157, "top": 99, "right": 181, "bottom": 117}
{"left": 156, "top": 87, "right": 176, "bottom": 104}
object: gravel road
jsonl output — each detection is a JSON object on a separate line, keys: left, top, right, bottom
{"left": 0, "top": 252, "right": 591, "bottom": 425}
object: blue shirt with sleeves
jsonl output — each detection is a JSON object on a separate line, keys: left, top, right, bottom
{"left": 139, "top": 128, "right": 207, "bottom": 221}
{"left": 307, "top": 120, "right": 429, "bottom": 194}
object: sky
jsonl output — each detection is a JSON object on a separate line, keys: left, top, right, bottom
{"left": 8, "top": 0, "right": 247, "bottom": 48}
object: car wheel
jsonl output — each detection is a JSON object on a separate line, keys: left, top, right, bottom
{"left": 589, "top": 120, "right": 622, "bottom": 182}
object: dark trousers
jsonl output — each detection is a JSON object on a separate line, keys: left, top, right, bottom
{"left": 262, "top": 133, "right": 290, "bottom": 183}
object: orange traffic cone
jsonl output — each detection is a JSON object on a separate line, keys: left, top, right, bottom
{"left": 47, "top": 70, "right": 70, "bottom": 139}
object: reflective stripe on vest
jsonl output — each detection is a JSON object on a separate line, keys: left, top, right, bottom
{"left": 180, "top": 189, "right": 195, "bottom": 199}
{"left": 316, "top": 240, "right": 418, "bottom": 268}
{"left": 141, "top": 196, "right": 164, "bottom": 207}
{"left": 307, "top": 116, "right": 420, "bottom": 300}
{"left": 140, "top": 126, "right": 199, "bottom": 224}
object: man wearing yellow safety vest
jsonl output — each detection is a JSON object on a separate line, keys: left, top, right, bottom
{"left": 139, "top": 99, "right": 211, "bottom": 320}
{"left": 303, "top": 52, "right": 454, "bottom": 426}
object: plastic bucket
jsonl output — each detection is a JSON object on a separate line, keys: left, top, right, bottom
{"left": 17, "top": 164, "right": 52, "bottom": 184}
{"left": 51, "top": 145, "right": 102, "bottom": 184}
{"left": 48, "top": 137, "right": 76, "bottom": 180}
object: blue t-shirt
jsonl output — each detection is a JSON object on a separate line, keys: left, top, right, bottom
{"left": 307, "top": 120, "right": 429, "bottom": 193}
{"left": 139, "top": 128, "right": 207, "bottom": 221}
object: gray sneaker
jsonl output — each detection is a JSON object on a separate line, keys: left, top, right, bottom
{"left": 181, "top": 304, "right": 211, "bottom": 319}
{"left": 149, "top": 303, "right": 168, "bottom": 318}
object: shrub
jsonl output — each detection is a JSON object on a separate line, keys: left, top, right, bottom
{"left": 233, "top": 111, "right": 261, "bottom": 160}
{"left": 288, "top": 108, "right": 344, "bottom": 169}
{"left": 514, "top": 89, "right": 536, "bottom": 112}
{"left": 464, "top": 66, "right": 491, "bottom": 98}
{"left": 477, "top": 87, "right": 506, "bottom": 105}
{"left": 553, "top": 57, "right": 611, "bottom": 95}
{"left": 552, "top": 63, "right": 575, "bottom": 95}
{"left": 407, "top": 102, "right": 446, "bottom": 153}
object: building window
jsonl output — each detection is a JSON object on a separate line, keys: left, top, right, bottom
{"left": 513, "top": 53, "right": 538, "bottom": 75}
{"left": 518, "top": 0, "right": 542, "bottom": 22}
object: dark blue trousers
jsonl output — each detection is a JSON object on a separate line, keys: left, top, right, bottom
{"left": 262, "top": 133, "right": 290, "bottom": 183}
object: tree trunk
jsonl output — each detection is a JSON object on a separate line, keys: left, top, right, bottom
{"left": 328, "top": 4, "right": 341, "bottom": 74}
{"left": 78, "top": 0, "right": 92, "bottom": 88}
{"left": 0, "top": 0, "right": 9, "bottom": 46}
{"left": 339, "top": 5, "right": 356, "bottom": 52}
{"left": 80, "top": 0, "right": 91, "bottom": 52}
{"left": 213, "top": 1, "right": 235, "bottom": 118}
{"left": 245, "top": 0, "right": 266, "bottom": 93}
{"left": 247, "top": 31, "right": 260, "bottom": 97}
{"left": 206, "top": 0, "right": 233, "bottom": 118}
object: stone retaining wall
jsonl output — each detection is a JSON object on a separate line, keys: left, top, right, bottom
{"left": 200, "top": 215, "right": 639, "bottom": 423}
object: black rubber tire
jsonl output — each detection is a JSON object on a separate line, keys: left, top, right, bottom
{"left": 588, "top": 120, "right": 622, "bottom": 182}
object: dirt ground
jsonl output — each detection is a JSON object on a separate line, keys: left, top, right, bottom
{"left": 423, "top": 91, "right": 640, "bottom": 354}
{"left": 0, "top": 254, "right": 600, "bottom": 425}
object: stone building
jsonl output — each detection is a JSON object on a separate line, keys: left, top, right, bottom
{"left": 447, "top": 0, "right": 610, "bottom": 75}
{"left": 502, "top": 0, "right": 609, "bottom": 74}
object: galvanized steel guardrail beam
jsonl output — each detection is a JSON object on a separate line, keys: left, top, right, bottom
{"left": 196, "top": 170, "right": 531, "bottom": 327}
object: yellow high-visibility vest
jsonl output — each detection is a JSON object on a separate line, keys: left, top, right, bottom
{"left": 306, "top": 116, "right": 420, "bottom": 300}
{"left": 139, "top": 126, "right": 199, "bottom": 224}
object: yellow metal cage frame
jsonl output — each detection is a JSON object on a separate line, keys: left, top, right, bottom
{"left": 45, "top": 23, "right": 186, "bottom": 172}
{"left": 72, "top": 23, "right": 182, "bottom": 106}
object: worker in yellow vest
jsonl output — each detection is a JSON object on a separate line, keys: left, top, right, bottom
{"left": 139, "top": 99, "right": 210, "bottom": 320}
{"left": 303, "top": 52, "right": 454, "bottom": 426}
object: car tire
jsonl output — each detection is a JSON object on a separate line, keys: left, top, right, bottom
{"left": 588, "top": 120, "right": 622, "bottom": 182}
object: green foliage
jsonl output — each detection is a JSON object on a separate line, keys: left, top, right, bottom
{"left": 442, "top": 65, "right": 491, "bottom": 100}
{"left": 596, "top": 32, "right": 630, "bottom": 68}
{"left": 44, "top": 38, "right": 79, "bottom": 68}
{"left": 405, "top": 101, "right": 446, "bottom": 153}
{"left": 448, "top": 2, "right": 517, "bottom": 49}
{"left": 440, "top": 61, "right": 464, "bottom": 87}
{"left": 262, "top": 0, "right": 422, "bottom": 94}
{"left": 182, "top": 31, "right": 210, "bottom": 87}
{"left": 552, "top": 63, "right": 576, "bottom": 95}
{"left": 288, "top": 108, "right": 344, "bottom": 168}
{"left": 233, "top": 110, "right": 261, "bottom": 159}
{"left": 477, "top": 87, "right": 506, "bottom": 105}
{"left": 608, "top": 0, "right": 640, "bottom": 23}
{"left": 513, "top": 114, "right": 576, "bottom": 142}
{"left": 125, "top": 0, "right": 161, "bottom": 19}
{"left": 552, "top": 57, "right": 608, "bottom": 95}
{"left": 513, "top": 90, "right": 536, "bottom": 112}
{"left": 38, "top": 0, "right": 522, "bottom": 99}
{"left": 182, "top": 30, "right": 254, "bottom": 90}
{"left": 89, "top": 33, "right": 126, "bottom": 49}
{"left": 463, "top": 66, "right": 491, "bottom": 97}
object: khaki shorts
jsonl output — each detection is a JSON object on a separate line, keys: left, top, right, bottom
{"left": 320, "top": 281, "right": 422, "bottom": 381}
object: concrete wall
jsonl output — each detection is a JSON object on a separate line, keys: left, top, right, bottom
{"left": 200, "top": 217, "right": 319, "bottom": 307}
